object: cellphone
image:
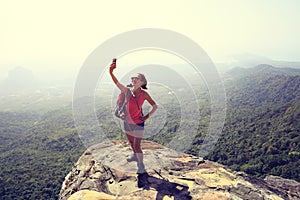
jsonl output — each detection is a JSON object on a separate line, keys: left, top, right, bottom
{"left": 112, "top": 58, "right": 117, "bottom": 63}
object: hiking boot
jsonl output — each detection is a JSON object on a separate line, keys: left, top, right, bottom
{"left": 137, "top": 163, "right": 146, "bottom": 174}
{"left": 126, "top": 153, "right": 138, "bottom": 162}
{"left": 137, "top": 172, "right": 149, "bottom": 188}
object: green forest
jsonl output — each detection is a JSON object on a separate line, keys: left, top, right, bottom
{"left": 0, "top": 65, "right": 299, "bottom": 199}
{"left": 206, "top": 67, "right": 300, "bottom": 180}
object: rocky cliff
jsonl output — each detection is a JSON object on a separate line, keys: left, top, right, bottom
{"left": 59, "top": 140, "right": 299, "bottom": 200}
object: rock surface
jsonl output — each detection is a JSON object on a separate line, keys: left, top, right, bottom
{"left": 59, "top": 140, "right": 299, "bottom": 200}
{"left": 264, "top": 175, "right": 300, "bottom": 200}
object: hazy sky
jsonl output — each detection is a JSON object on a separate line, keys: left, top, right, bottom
{"left": 1, "top": 0, "right": 300, "bottom": 82}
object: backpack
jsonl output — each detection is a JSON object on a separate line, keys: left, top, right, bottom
{"left": 115, "top": 89, "right": 131, "bottom": 120}
{"left": 114, "top": 88, "right": 141, "bottom": 120}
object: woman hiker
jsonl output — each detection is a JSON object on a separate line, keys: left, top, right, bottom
{"left": 109, "top": 59, "right": 157, "bottom": 174}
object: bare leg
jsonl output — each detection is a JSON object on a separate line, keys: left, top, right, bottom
{"left": 131, "top": 130, "right": 144, "bottom": 163}
{"left": 134, "top": 136, "right": 146, "bottom": 174}
{"left": 134, "top": 137, "right": 143, "bottom": 163}
{"left": 126, "top": 132, "right": 135, "bottom": 152}
{"left": 127, "top": 130, "right": 146, "bottom": 173}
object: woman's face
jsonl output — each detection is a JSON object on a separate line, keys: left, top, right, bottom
{"left": 131, "top": 74, "right": 143, "bottom": 87}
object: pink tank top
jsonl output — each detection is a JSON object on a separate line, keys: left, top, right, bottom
{"left": 125, "top": 89, "right": 145, "bottom": 124}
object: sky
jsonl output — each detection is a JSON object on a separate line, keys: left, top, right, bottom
{"left": 1, "top": 0, "right": 300, "bottom": 84}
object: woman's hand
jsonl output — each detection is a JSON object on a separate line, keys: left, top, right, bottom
{"left": 109, "top": 60, "right": 127, "bottom": 93}
{"left": 110, "top": 62, "right": 116, "bottom": 73}
{"left": 139, "top": 114, "right": 150, "bottom": 122}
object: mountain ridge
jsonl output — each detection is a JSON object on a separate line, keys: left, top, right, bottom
{"left": 225, "top": 64, "right": 300, "bottom": 80}
{"left": 204, "top": 65, "right": 300, "bottom": 182}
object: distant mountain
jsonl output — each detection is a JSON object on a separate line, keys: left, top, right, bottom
{"left": 204, "top": 65, "right": 300, "bottom": 182}
{"left": 224, "top": 65, "right": 300, "bottom": 109}
{"left": 0, "top": 67, "right": 37, "bottom": 95}
{"left": 216, "top": 53, "right": 300, "bottom": 73}
{"left": 1, "top": 64, "right": 299, "bottom": 199}
{"left": 226, "top": 64, "right": 300, "bottom": 80}
{"left": 0, "top": 86, "right": 73, "bottom": 114}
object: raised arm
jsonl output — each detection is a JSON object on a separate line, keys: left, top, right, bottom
{"left": 109, "top": 60, "right": 127, "bottom": 93}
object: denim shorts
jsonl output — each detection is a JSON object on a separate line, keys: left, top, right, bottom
{"left": 124, "top": 122, "right": 145, "bottom": 132}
